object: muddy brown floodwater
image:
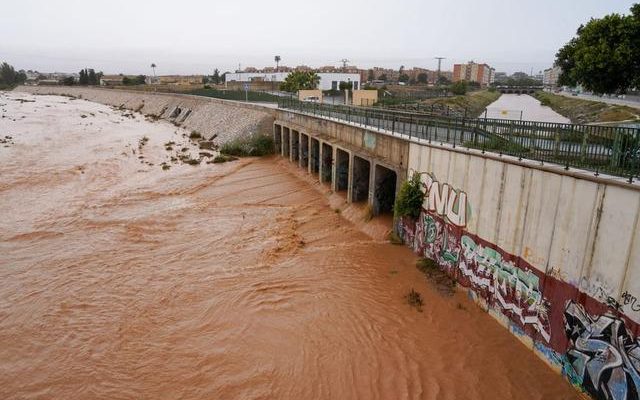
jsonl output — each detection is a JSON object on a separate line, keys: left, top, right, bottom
{"left": 0, "top": 92, "right": 580, "bottom": 400}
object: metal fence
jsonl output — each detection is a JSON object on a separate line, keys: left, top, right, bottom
{"left": 277, "top": 97, "right": 640, "bottom": 182}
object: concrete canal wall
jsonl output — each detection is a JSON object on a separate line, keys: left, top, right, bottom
{"left": 398, "top": 141, "right": 640, "bottom": 400}
{"left": 16, "top": 86, "right": 275, "bottom": 144}
{"left": 273, "top": 109, "right": 640, "bottom": 399}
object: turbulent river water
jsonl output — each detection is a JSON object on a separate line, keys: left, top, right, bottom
{"left": 0, "top": 92, "right": 580, "bottom": 400}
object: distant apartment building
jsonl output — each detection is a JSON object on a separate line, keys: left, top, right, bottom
{"left": 452, "top": 61, "right": 495, "bottom": 86}
{"left": 371, "top": 67, "right": 399, "bottom": 82}
{"left": 158, "top": 75, "right": 204, "bottom": 85}
{"left": 224, "top": 71, "right": 361, "bottom": 91}
{"left": 543, "top": 66, "right": 562, "bottom": 88}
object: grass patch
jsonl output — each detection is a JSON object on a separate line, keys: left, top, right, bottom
{"left": 533, "top": 91, "right": 639, "bottom": 124}
{"left": 210, "top": 154, "right": 238, "bottom": 164}
{"left": 420, "top": 90, "right": 501, "bottom": 118}
{"left": 406, "top": 289, "right": 424, "bottom": 311}
{"left": 220, "top": 134, "right": 274, "bottom": 157}
{"left": 416, "top": 258, "right": 456, "bottom": 296}
{"left": 138, "top": 136, "right": 149, "bottom": 150}
{"left": 183, "top": 158, "right": 200, "bottom": 166}
{"left": 190, "top": 88, "right": 280, "bottom": 103}
{"left": 388, "top": 231, "right": 403, "bottom": 245}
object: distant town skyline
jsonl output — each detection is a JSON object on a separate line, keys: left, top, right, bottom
{"left": 1, "top": 0, "right": 637, "bottom": 75}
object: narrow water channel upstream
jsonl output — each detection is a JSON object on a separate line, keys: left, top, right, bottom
{"left": 485, "top": 93, "right": 571, "bottom": 123}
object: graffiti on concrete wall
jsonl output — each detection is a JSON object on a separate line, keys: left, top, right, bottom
{"left": 459, "top": 234, "right": 551, "bottom": 342}
{"left": 420, "top": 172, "right": 470, "bottom": 227}
{"left": 622, "top": 291, "right": 640, "bottom": 314}
{"left": 564, "top": 300, "right": 640, "bottom": 400}
{"left": 400, "top": 212, "right": 551, "bottom": 343}
{"left": 396, "top": 170, "right": 640, "bottom": 399}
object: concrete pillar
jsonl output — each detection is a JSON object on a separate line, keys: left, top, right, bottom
{"left": 331, "top": 146, "right": 338, "bottom": 192}
{"left": 273, "top": 123, "right": 277, "bottom": 154}
{"left": 318, "top": 140, "right": 325, "bottom": 183}
{"left": 307, "top": 134, "right": 313, "bottom": 174}
{"left": 368, "top": 160, "right": 376, "bottom": 206}
{"left": 289, "top": 129, "right": 294, "bottom": 162}
{"left": 298, "top": 132, "right": 303, "bottom": 169}
{"left": 347, "top": 152, "right": 354, "bottom": 203}
{"left": 281, "top": 126, "right": 287, "bottom": 157}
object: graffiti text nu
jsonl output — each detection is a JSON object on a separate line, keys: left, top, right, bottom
{"left": 422, "top": 174, "right": 468, "bottom": 227}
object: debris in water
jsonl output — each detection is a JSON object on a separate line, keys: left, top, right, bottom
{"left": 407, "top": 289, "right": 424, "bottom": 311}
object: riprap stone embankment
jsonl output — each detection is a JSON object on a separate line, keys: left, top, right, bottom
{"left": 16, "top": 86, "right": 275, "bottom": 144}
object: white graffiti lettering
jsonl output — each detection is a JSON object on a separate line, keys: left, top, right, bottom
{"left": 420, "top": 173, "right": 468, "bottom": 227}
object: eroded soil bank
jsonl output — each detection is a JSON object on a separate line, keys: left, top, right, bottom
{"left": 0, "top": 92, "right": 579, "bottom": 399}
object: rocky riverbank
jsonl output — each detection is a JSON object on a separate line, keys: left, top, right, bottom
{"left": 15, "top": 85, "right": 275, "bottom": 144}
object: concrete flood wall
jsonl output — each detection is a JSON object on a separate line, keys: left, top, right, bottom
{"left": 274, "top": 110, "right": 409, "bottom": 212}
{"left": 16, "top": 86, "right": 275, "bottom": 144}
{"left": 397, "top": 141, "right": 640, "bottom": 400}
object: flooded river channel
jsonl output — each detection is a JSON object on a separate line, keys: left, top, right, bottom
{"left": 0, "top": 92, "right": 579, "bottom": 399}
{"left": 485, "top": 93, "right": 571, "bottom": 123}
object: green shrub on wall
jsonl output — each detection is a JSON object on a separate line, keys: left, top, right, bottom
{"left": 393, "top": 173, "right": 425, "bottom": 219}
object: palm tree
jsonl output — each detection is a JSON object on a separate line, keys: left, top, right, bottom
{"left": 274, "top": 56, "right": 281, "bottom": 72}
{"left": 151, "top": 63, "right": 157, "bottom": 77}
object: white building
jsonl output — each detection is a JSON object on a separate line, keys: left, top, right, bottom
{"left": 224, "top": 72, "right": 361, "bottom": 91}
{"left": 543, "top": 66, "right": 562, "bottom": 89}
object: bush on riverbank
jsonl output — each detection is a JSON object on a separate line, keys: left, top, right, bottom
{"left": 393, "top": 173, "right": 424, "bottom": 220}
{"left": 220, "top": 133, "right": 274, "bottom": 157}
{"left": 533, "top": 91, "right": 639, "bottom": 124}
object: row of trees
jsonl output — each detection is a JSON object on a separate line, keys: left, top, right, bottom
{"left": 0, "top": 62, "right": 27, "bottom": 88}
{"left": 78, "top": 68, "right": 102, "bottom": 85}
{"left": 203, "top": 69, "right": 223, "bottom": 84}
{"left": 556, "top": 3, "right": 640, "bottom": 94}
{"left": 122, "top": 75, "right": 146, "bottom": 85}
{"left": 367, "top": 69, "right": 450, "bottom": 85}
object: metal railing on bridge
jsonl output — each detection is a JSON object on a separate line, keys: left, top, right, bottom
{"left": 277, "top": 97, "right": 640, "bottom": 182}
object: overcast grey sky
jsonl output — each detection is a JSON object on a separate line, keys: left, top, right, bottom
{"left": 0, "top": 0, "right": 637, "bottom": 75}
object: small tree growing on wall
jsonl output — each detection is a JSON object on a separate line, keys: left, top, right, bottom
{"left": 393, "top": 173, "right": 424, "bottom": 220}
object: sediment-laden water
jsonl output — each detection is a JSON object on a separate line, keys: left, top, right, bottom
{"left": 485, "top": 93, "right": 571, "bottom": 123}
{"left": 0, "top": 92, "right": 579, "bottom": 399}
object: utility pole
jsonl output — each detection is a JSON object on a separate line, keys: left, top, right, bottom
{"left": 340, "top": 58, "right": 350, "bottom": 71}
{"left": 434, "top": 57, "right": 445, "bottom": 84}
